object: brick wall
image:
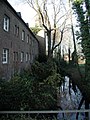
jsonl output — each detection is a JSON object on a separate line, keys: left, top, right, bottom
{"left": 0, "top": 0, "right": 39, "bottom": 80}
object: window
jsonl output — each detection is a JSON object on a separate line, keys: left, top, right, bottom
{"left": 3, "top": 15, "right": 10, "bottom": 32}
{"left": 2, "top": 49, "right": 9, "bottom": 64}
{"left": 30, "top": 36, "right": 32, "bottom": 45}
{"left": 14, "top": 25, "right": 19, "bottom": 36}
{"left": 29, "top": 54, "right": 30, "bottom": 61}
{"left": 14, "top": 25, "right": 17, "bottom": 35}
{"left": 13, "top": 52, "right": 18, "bottom": 62}
{"left": 22, "top": 30, "right": 25, "bottom": 41}
{"left": 13, "top": 52, "right": 15, "bottom": 61}
{"left": 27, "top": 34, "right": 29, "bottom": 43}
{"left": 17, "top": 27, "right": 19, "bottom": 36}
{"left": 21, "top": 52, "right": 24, "bottom": 62}
{"left": 26, "top": 53, "right": 28, "bottom": 62}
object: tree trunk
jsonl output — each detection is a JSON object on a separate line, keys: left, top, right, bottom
{"left": 68, "top": 48, "right": 71, "bottom": 63}
{"left": 47, "top": 30, "right": 52, "bottom": 58}
{"left": 71, "top": 24, "right": 83, "bottom": 79}
{"left": 76, "top": 96, "right": 85, "bottom": 120}
{"left": 85, "top": 99, "right": 89, "bottom": 119}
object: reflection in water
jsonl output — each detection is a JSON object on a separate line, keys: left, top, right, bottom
{"left": 57, "top": 76, "right": 85, "bottom": 120}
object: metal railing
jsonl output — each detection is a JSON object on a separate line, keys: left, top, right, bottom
{"left": 0, "top": 109, "right": 90, "bottom": 120}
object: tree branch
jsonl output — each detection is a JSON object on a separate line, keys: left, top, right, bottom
{"left": 52, "top": 30, "right": 64, "bottom": 52}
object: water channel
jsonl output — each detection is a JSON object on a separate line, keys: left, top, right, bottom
{"left": 57, "top": 76, "right": 86, "bottom": 120}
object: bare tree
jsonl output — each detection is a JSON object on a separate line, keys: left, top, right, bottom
{"left": 21, "top": 0, "right": 71, "bottom": 57}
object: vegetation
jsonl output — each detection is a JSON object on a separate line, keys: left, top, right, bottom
{"left": 72, "top": 0, "right": 90, "bottom": 95}
{"left": 67, "top": 0, "right": 90, "bottom": 119}
{"left": 1, "top": 0, "right": 90, "bottom": 119}
{"left": 0, "top": 60, "right": 62, "bottom": 111}
{"left": 21, "top": 0, "right": 72, "bottom": 57}
{"left": 30, "top": 26, "right": 41, "bottom": 35}
{"left": 0, "top": 114, "right": 59, "bottom": 120}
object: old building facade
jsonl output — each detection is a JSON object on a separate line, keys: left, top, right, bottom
{"left": 0, "top": 0, "right": 39, "bottom": 80}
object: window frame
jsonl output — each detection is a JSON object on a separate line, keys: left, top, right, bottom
{"left": 26, "top": 53, "right": 28, "bottom": 62}
{"left": 3, "top": 15, "right": 10, "bottom": 32}
{"left": 2, "top": 49, "right": 9, "bottom": 64}
{"left": 13, "top": 52, "right": 18, "bottom": 62}
{"left": 27, "top": 34, "right": 29, "bottom": 43}
{"left": 17, "top": 27, "right": 19, "bottom": 36}
{"left": 21, "top": 30, "right": 25, "bottom": 41}
{"left": 14, "top": 25, "right": 19, "bottom": 36}
{"left": 21, "top": 52, "right": 24, "bottom": 62}
{"left": 29, "top": 54, "right": 30, "bottom": 61}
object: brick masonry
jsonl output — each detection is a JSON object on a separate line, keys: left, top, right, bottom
{"left": 0, "top": 0, "right": 39, "bottom": 80}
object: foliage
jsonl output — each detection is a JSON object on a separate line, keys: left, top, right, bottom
{"left": 71, "top": 0, "right": 90, "bottom": 115}
{"left": 31, "top": 60, "right": 57, "bottom": 81}
{"left": 72, "top": 0, "right": 90, "bottom": 84}
{"left": 0, "top": 74, "right": 34, "bottom": 110}
{"left": 30, "top": 27, "right": 41, "bottom": 35}
{"left": 0, "top": 114, "right": 58, "bottom": 120}
{"left": 0, "top": 60, "right": 62, "bottom": 111}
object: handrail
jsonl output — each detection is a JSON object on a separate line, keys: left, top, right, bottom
{"left": 0, "top": 109, "right": 90, "bottom": 114}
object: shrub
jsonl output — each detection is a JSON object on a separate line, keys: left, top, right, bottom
{"left": 0, "top": 60, "right": 62, "bottom": 111}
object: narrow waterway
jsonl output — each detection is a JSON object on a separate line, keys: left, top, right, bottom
{"left": 57, "top": 76, "right": 85, "bottom": 120}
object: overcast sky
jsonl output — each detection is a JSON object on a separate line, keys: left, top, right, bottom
{"left": 8, "top": 0, "right": 36, "bottom": 27}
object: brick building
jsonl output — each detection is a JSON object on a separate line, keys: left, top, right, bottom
{"left": 0, "top": 0, "right": 39, "bottom": 80}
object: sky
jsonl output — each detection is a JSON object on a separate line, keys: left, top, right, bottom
{"left": 8, "top": 0, "right": 36, "bottom": 27}
{"left": 7, "top": 0, "right": 75, "bottom": 27}
{"left": 7, "top": 0, "right": 70, "bottom": 27}
{"left": 7, "top": 0, "right": 75, "bottom": 53}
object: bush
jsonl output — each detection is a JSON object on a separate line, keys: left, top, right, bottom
{"left": 0, "top": 60, "right": 62, "bottom": 111}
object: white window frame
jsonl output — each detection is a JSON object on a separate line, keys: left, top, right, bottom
{"left": 27, "top": 34, "right": 29, "bottom": 43}
{"left": 26, "top": 53, "right": 28, "bottom": 62}
{"left": 21, "top": 52, "right": 24, "bottom": 62}
{"left": 29, "top": 37, "right": 32, "bottom": 45}
{"left": 3, "top": 15, "right": 10, "bottom": 32}
{"left": 22, "top": 30, "right": 25, "bottom": 41}
{"left": 2, "top": 49, "right": 9, "bottom": 64}
{"left": 29, "top": 54, "right": 30, "bottom": 61}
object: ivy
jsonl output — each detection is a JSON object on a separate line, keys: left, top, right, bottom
{"left": 72, "top": 0, "right": 90, "bottom": 104}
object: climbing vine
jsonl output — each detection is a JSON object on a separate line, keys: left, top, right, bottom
{"left": 71, "top": 0, "right": 90, "bottom": 119}
{"left": 72, "top": 0, "right": 90, "bottom": 86}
